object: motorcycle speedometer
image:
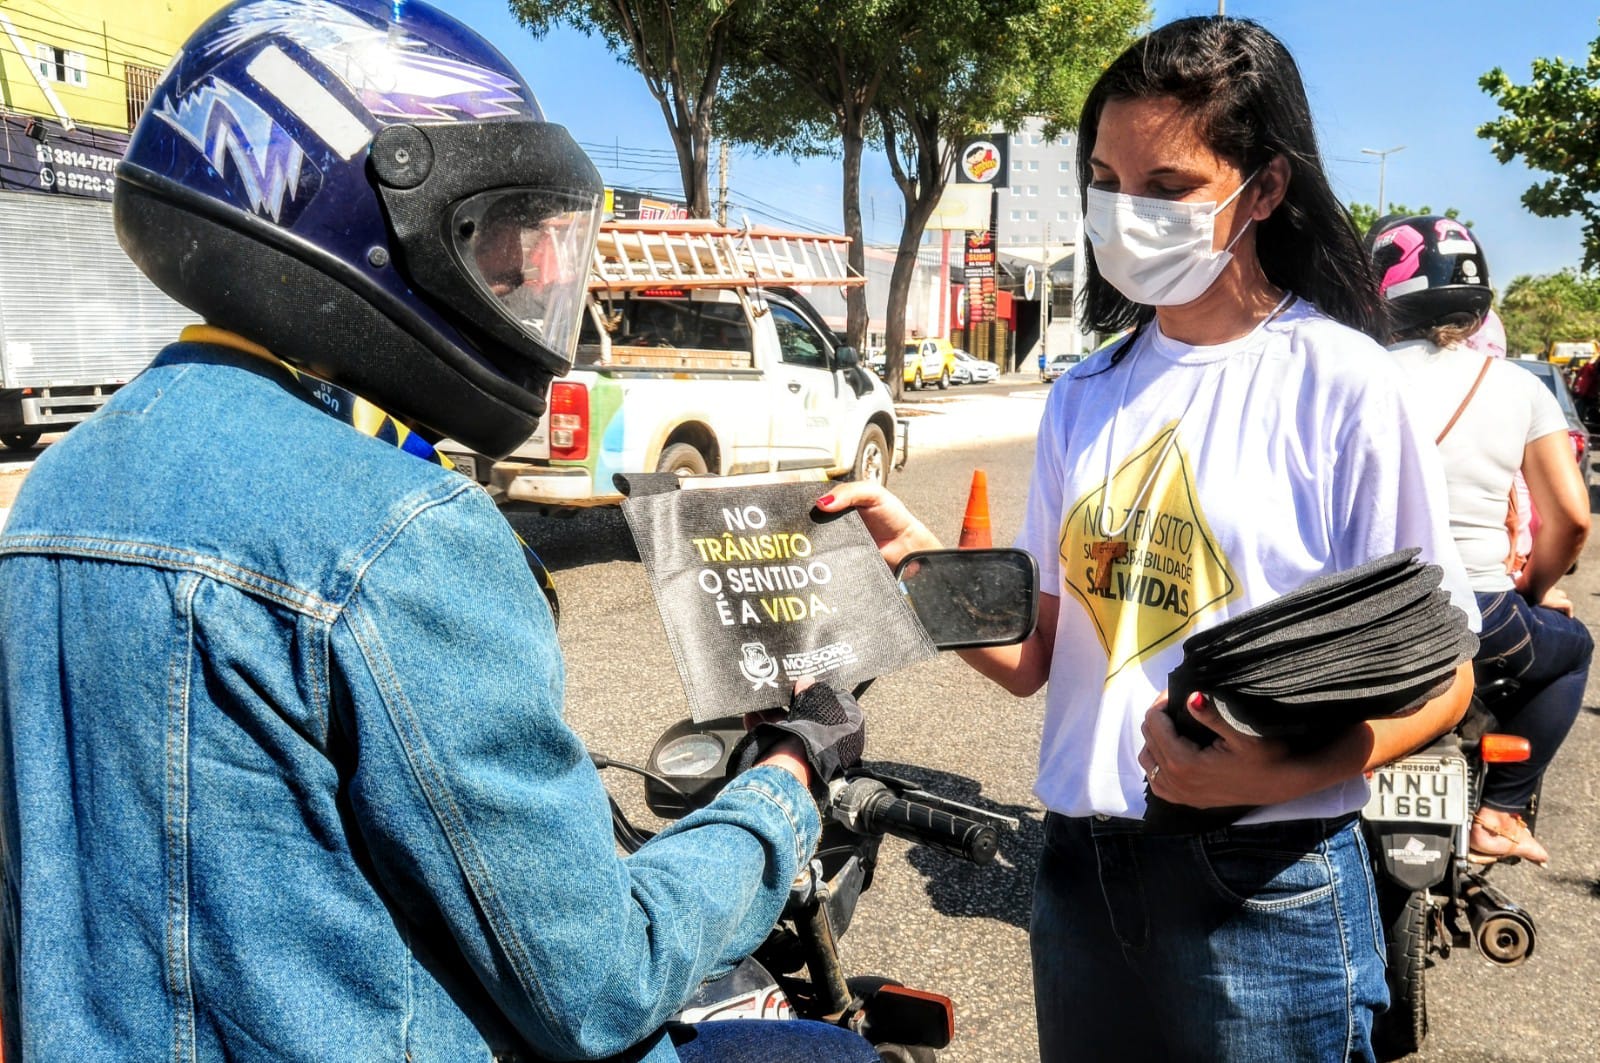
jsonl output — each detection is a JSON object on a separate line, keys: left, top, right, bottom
{"left": 654, "top": 733, "right": 725, "bottom": 777}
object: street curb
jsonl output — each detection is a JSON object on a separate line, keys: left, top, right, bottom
{"left": 894, "top": 382, "right": 1048, "bottom": 453}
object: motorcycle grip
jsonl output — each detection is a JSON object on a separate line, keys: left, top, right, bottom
{"left": 858, "top": 790, "right": 998, "bottom": 865}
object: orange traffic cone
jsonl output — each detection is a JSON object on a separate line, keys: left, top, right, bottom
{"left": 957, "top": 469, "right": 992, "bottom": 549}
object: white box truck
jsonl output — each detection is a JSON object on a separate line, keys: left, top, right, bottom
{"left": 0, "top": 189, "right": 197, "bottom": 450}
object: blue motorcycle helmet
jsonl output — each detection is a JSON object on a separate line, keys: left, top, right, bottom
{"left": 114, "top": 0, "right": 604, "bottom": 457}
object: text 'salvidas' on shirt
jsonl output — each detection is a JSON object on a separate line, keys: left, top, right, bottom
{"left": 1015, "top": 300, "right": 1478, "bottom": 824}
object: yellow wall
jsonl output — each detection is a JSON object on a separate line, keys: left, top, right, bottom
{"left": 0, "top": 0, "right": 229, "bottom": 132}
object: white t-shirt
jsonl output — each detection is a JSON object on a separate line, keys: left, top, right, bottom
{"left": 1014, "top": 300, "right": 1477, "bottom": 824}
{"left": 1387, "top": 339, "right": 1569, "bottom": 592}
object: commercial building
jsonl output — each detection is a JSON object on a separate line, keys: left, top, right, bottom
{"left": 997, "top": 117, "right": 1083, "bottom": 365}
{"left": 0, "top": 1, "right": 226, "bottom": 132}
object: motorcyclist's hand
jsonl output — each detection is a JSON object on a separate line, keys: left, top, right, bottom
{"left": 754, "top": 737, "right": 813, "bottom": 790}
{"left": 745, "top": 700, "right": 813, "bottom": 789}
{"left": 734, "top": 682, "right": 865, "bottom": 792}
{"left": 1139, "top": 691, "right": 1303, "bottom": 808}
{"left": 816, "top": 483, "right": 941, "bottom": 570}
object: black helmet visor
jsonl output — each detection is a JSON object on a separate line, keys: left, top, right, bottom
{"left": 372, "top": 120, "right": 603, "bottom": 377}
{"left": 450, "top": 188, "right": 599, "bottom": 364}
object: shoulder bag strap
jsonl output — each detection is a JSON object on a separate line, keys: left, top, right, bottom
{"left": 1435, "top": 356, "right": 1494, "bottom": 445}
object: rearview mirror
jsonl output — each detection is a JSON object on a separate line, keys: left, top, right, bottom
{"left": 894, "top": 548, "right": 1038, "bottom": 650}
{"left": 834, "top": 345, "right": 876, "bottom": 398}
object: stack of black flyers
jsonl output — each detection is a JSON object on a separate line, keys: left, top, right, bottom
{"left": 1145, "top": 548, "right": 1477, "bottom": 832}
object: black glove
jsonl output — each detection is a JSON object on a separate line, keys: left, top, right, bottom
{"left": 732, "top": 682, "right": 866, "bottom": 787}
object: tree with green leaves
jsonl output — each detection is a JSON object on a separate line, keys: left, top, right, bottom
{"left": 1479, "top": 23, "right": 1600, "bottom": 269}
{"left": 1498, "top": 270, "right": 1600, "bottom": 356}
{"left": 864, "top": 0, "right": 1144, "bottom": 397}
{"left": 509, "top": 1, "right": 754, "bottom": 217}
{"left": 1346, "top": 203, "right": 1470, "bottom": 240}
{"left": 718, "top": 1, "right": 923, "bottom": 355}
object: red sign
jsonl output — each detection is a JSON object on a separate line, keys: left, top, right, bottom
{"left": 964, "top": 229, "right": 997, "bottom": 324}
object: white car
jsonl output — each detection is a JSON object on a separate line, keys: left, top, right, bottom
{"left": 952, "top": 349, "right": 998, "bottom": 385}
{"left": 1043, "top": 353, "right": 1082, "bottom": 382}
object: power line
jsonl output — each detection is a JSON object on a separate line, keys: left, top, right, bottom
{"left": 575, "top": 137, "right": 879, "bottom": 237}
{"left": 0, "top": 5, "right": 174, "bottom": 68}
{"left": 10, "top": 0, "right": 175, "bottom": 58}
{"left": 579, "top": 139, "right": 677, "bottom": 156}
{"left": 725, "top": 195, "right": 835, "bottom": 236}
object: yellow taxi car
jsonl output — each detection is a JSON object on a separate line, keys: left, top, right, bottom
{"left": 898, "top": 337, "right": 958, "bottom": 390}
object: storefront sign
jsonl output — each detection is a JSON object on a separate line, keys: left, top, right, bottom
{"left": 0, "top": 116, "right": 128, "bottom": 201}
{"left": 609, "top": 187, "right": 690, "bottom": 221}
{"left": 955, "top": 133, "right": 1008, "bottom": 188}
{"left": 965, "top": 224, "right": 997, "bottom": 325}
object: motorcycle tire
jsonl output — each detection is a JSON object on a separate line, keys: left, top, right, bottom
{"left": 1372, "top": 885, "right": 1429, "bottom": 1061}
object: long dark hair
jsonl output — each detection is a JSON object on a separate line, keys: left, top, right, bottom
{"left": 1077, "top": 17, "right": 1385, "bottom": 343}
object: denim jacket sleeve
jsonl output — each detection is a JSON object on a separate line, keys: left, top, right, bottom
{"left": 330, "top": 479, "right": 821, "bottom": 1059}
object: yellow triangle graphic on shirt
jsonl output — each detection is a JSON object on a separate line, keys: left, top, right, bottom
{"left": 1059, "top": 421, "right": 1240, "bottom": 682}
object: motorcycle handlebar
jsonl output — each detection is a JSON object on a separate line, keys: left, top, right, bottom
{"left": 831, "top": 778, "right": 998, "bottom": 865}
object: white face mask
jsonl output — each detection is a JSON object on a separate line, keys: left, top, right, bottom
{"left": 1084, "top": 169, "right": 1260, "bottom": 307}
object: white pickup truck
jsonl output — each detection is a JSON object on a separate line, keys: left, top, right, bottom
{"left": 442, "top": 223, "right": 902, "bottom": 508}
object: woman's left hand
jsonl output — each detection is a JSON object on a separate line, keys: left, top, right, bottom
{"left": 1539, "top": 586, "right": 1575, "bottom": 616}
{"left": 816, "top": 482, "right": 942, "bottom": 569}
{"left": 1139, "top": 691, "right": 1308, "bottom": 808}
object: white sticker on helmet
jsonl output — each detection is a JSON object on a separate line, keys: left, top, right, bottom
{"left": 247, "top": 45, "right": 369, "bottom": 160}
{"left": 1385, "top": 274, "right": 1431, "bottom": 298}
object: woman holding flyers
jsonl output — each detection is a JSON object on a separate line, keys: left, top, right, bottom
{"left": 820, "top": 16, "right": 1477, "bottom": 1063}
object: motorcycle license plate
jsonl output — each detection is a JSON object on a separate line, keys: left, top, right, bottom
{"left": 1363, "top": 755, "right": 1467, "bottom": 825}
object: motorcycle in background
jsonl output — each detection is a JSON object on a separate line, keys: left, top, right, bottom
{"left": 595, "top": 548, "right": 1038, "bottom": 1062}
{"left": 1362, "top": 678, "right": 1537, "bottom": 1060}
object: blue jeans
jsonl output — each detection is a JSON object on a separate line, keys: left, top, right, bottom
{"left": 1031, "top": 812, "right": 1386, "bottom": 1062}
{"left": 665, "top": 1020, "right": 880, "bottom": 1062}
{"left": 1473, "top": 590, "right": 1593, "bottom": 812}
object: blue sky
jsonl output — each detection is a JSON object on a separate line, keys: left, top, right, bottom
{"left": 450, "top": 0, "right": 1597, "bottom": 284}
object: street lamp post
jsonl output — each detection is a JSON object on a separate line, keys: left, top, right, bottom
{"left": 1361, "top": 145, "right": 1405, "bottom": 217}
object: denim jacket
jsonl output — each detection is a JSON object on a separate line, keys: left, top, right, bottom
{"left": 0, "top": 342, "right": 820, "bottom": 1061}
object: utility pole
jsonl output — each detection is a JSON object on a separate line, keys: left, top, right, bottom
{"left": 1041, "top": 221, "right": 1051, "bottom": 367}
{"left": 1361, "top": 145, "right": 1405, "bottom": 217}
{"left": 716, "top": 141, "right": 729, "bottom": 227}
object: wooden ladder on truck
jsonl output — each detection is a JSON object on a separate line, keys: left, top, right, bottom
{"left": 590, "top": 220, "right": 866, "bottom": 292}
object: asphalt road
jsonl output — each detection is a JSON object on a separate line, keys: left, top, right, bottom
{"left": 3, "top": 378, "right": 1596, "bottom": 1060}
{"left": 504, "top": 378, "right": 1600, "bottom": 1063}
{"left": 505, "top": 381, "right": 1052, "bottom": 1062}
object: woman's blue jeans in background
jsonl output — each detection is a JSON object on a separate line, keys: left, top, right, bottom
{"left": 1473, "top": 589, "right": 1592, "bottom": 813}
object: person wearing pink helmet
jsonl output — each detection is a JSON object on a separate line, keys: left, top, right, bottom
{"left": 1370, "top": 214, "right": 1591, "bottom": 867}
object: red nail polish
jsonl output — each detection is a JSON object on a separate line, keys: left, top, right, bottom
{"left": 817, "top": 493, "right": 835, "bottom": 507}
{"left": 1187, "top": 692, "right": 1204, "bottom": 711}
